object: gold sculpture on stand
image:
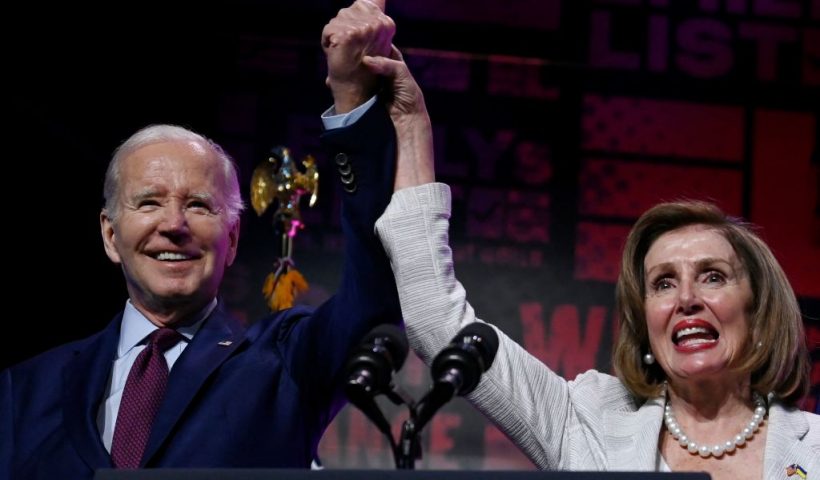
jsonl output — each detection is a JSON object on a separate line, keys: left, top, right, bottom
{"left": 251, "top": 146, "right": 319, "bottom": 311}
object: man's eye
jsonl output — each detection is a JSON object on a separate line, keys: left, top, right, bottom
{"left": 187, "top": 201, "right": 212, "bottom": 212}
{"left": 137, "top": 200, "right": 160, "bottom": 208}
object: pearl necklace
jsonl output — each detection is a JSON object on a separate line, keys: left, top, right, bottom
{"left": 663, "top": 392, "right": 767, "bottom": 458}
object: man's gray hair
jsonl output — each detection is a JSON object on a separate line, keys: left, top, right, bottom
{"left": 103, "top": 124, "right": 244, "bottom": 225}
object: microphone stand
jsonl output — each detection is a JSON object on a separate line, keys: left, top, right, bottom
{"left": 348, "top": 367, "right": 474, "bottom": 468}
{"left": 396, "top": 416, "right": 420, "bottom": 469}
{"left": 395, "top": 368, "right": 462, "bottom": 469}
{"left": 350, "top": 381, "right": 429, "bottom": 469}
{"left": 355, "top": 383, "right": 419, "bottom": 468}
{"left": 346, "top": 323, "right": 498, "bottom": 469}
{"left": 387, "top": 386, "right": 421, "bottom": 469}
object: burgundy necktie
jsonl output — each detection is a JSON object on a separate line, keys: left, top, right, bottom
{"left": 111, "top": 327, "right": 182, "bottom": 468}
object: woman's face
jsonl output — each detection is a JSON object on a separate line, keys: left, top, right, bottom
{"left": 643, "top": 224, "right": 753, "bottom": 385}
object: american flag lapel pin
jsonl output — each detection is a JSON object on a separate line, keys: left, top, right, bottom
{"left": 786, "top": 464, "right": 807, "bottom": 478}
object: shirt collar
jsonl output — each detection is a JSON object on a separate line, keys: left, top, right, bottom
{"left": 117, "top": 298, "right": 217, "bottom": 358}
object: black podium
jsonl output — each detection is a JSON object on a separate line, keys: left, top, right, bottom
{"left": 95, "top": 470, "right": 710, "bottom": 479}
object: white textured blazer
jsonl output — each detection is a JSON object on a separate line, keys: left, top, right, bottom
{"left": 375, "top": 183, "right": 820, "bottom": 478}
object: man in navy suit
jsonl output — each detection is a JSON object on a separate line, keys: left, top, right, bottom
{"left": 0, "top": 1, "right": 402, "bottom": 478}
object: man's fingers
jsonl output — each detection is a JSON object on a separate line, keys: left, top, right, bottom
{"left": 360, "top": 0, "right": 385, "bottom": 12}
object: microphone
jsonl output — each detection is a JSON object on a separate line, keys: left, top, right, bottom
{"left": 432, "top": 322, "right": 499, "bottom": 395}
{"left": 345, "top": 323, "right": 408, "bottom": 396}
{"left": 415, "top": 322, "right": 499, "bottom": 429}
{"left": 344, "top": 324, "right": 408, "bottom": 439}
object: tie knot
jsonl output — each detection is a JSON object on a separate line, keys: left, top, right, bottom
{"left": 149, "top": 328, "right": 182, "bottom": 352}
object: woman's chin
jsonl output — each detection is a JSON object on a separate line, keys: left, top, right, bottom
{"left": 667, "top": 354, "right": 733, "bottom": 382}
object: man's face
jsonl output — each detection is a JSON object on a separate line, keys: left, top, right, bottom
{"left": 101, "top": 140, "right": 239, "bottom": 325}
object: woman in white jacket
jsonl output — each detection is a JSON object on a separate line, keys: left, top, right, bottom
{"left": 363, "top": 34, "right": 819, "bottom": 480}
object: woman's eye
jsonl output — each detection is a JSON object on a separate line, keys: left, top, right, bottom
{"left": 705, "top": 272, "right": 725, "bottom": 283}
{"left": 653, "top": 278, "right": 673, "bottom": 291}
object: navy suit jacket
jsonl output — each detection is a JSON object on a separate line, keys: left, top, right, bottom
{"left": 0, "top": 103, "right": 401, "bottom": 480}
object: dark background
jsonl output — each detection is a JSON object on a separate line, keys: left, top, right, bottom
{"left": 6, "top": 0, "right": 819, "bottom": 469}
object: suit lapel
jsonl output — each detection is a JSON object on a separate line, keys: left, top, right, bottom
{"left": 603, "top": 395, "right": 665, "bottom": 470}
{"left": 762, "top": 401, "right": 812, "bottom": 480}
{"left": 141, "top": 308, "right": 246, "bottom": 465}
{"left": 62, "top": 314, "right": 122, "bottom": 470}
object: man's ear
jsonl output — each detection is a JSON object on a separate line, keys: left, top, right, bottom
{"left": 225, "top": 219, "right": 240, "bottom": 267}
{"left": 100, "top": 210, "right": 122, "bottom": 264}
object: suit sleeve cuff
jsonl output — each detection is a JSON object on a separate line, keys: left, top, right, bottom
{"left": 321, "top": 96, "right": 379, "bottom": 130}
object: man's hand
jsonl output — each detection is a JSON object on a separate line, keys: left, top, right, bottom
{"left": 323, "top": 0, "right": 434, "bottom": 190}
{"left": 322, "top": 0, "right": 394, "bottom": 113}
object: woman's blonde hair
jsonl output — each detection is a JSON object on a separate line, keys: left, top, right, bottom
{"left": 613, "top": 201, "right": 809, "bottom": 404}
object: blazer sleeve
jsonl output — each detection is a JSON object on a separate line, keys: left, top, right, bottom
{"left": 277, "top": 98, "right": 403, "bottom": 409}
{"left": 375, "top": 183, "right": 604, "bottom": 470}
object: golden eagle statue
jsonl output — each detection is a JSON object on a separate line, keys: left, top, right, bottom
{"left": 250, "top": 146, "right": 319, "bottom": 311}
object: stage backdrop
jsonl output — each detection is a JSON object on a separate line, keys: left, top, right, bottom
{"left": 7, "top": 0, "right": 818, "bottom": 471}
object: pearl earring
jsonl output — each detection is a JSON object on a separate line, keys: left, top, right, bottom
{"left": 643, "top": 352, "right": 655, "bottom": 365}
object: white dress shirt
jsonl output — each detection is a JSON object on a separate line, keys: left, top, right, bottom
{"left": 96, "top": 299, "right": 215, "bottom": 452}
